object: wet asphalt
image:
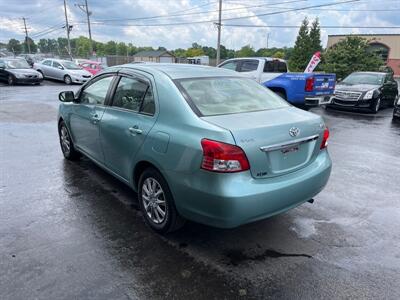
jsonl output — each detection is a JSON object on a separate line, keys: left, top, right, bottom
{"left": 1, "top": 80, "right": 400, "bottom": 300}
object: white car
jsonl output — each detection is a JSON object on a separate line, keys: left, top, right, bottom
{"left": 34, "top": 59, "right": 92, "bottom": 84}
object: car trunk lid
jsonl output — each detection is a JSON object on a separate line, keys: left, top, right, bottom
{"left": 202, "top": 107, "right": 325, "bottom": 178}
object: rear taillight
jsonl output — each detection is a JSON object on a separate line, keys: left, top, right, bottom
{"left": 320, "top": 128, "right": 330, "bottom": 149}
{"left": 201, "top": 139, "right": 250, "bottom": 173}
{"left": 305, "top": 77, "right": 315, "bottom": 92}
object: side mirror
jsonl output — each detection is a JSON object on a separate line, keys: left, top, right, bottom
{"left": 59, "top": 91, "right": 75, "bottom": 102}
{"left": 58, "top": 65, "right": 64, "bottom": 70}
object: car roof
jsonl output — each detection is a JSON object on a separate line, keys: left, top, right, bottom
{"left": 352, "top": 71, "right": 387, "bottom": 75}
{"left": 119, "top": 63, "right": 239, "bottom": 79}
{"left": 223, "top": 57, "right": 286, "bottom": 62}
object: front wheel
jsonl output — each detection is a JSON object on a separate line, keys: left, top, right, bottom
{"left": 371, "top": 98, "right": 381, "bottom": 114}
{"left": 64, "top": 75, "right": 72, "bottom": 85}
{"left": 58, "top": 121, "right": 80, "bottom": 160}
{"left": 138, "top": 168, "right": 185, "bottom": 234}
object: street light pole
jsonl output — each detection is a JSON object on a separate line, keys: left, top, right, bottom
{"left": 216, "top": 0, "right": 222, "bottom": 65}
{"left": 63, "top": 0, "right": 72, "bottom": 59}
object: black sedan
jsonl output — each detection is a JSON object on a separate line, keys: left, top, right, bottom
{"left": 328, "top": 72, "right": 398, "bottom": 113}
{"left": 393, "top": 96, "right": 400, "bottom": 121}
{"left": 0, "top": 58, "right": 43, "bottom": 85}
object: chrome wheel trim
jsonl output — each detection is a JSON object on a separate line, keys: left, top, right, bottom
{"left": 375, "top": 98, "right": 381, "bottom": 112}
{"left": 8, "top": 75, "right": 13, "bottom": 85}
{"left": 60, "top": 126, "right": 71, "bottom": 155}
{"left": 64, "top": 76, "right": 71, "bottom": 84}
{"left": 142, "top": 177, "right": 167, "bottom": 224}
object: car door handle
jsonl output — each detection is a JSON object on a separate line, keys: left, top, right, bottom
{"left": 129, "top": 126, "right": 143, "bottom": 135}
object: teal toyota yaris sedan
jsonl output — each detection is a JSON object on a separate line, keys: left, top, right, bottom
{"left": 58, "top": 63, "right": 332, "bottom": 233}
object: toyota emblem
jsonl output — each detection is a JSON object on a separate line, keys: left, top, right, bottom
{"left": 289, "top": 127, "right": 300, "bottom": 137}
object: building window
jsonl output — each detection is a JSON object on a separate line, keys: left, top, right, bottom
{"left": 368, "top": 43, "right": 389, "bottom": 62}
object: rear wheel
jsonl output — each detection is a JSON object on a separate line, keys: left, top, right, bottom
{"left": 58, "top": 121, "right": 80, "bottom": 160}
{"left": 64, "top": 75, "right": 72, "bottom": 85}
{"left": 138, "top": 168, "right": 185, "bottom": 233}
{"left": 8, "top": 75, "right": 15, "bottom": 85}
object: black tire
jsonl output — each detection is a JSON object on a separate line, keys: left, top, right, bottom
{"left": 8, "top": 75, "right": 15, "bottom": 85}
{"left": 58, "top": 120, "right": 80, "bottom": 160}
{"left": 64, "top": 75, "right": 72, "bottom": 85}
{"left": 138, "top": 167, "right": 185, "bottom": 234}
{"left": 371, "top": 97, "right": 381, "bottom": 114}
{"left": 391, "top": 94, "right": 398, "bottom": 108}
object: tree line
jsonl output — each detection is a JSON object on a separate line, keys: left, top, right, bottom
{"left": 1, "top": 17, "right": 384, "bottom": 78}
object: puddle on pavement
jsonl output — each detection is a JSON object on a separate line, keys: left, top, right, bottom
{"left": 0, "top": 101, "right": 57, "bottom": 123}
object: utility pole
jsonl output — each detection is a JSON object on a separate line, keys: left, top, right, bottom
{"left": 76, "top": 0, "right": 93, "bottom": 57}
{"left": 216, "top": 0, "right": 222, "bottom": 65}
{"left": 22, "top": 17, "right": 31, "bottom": 54}
{"left": 266, "top": 33, "right": 270, "bottom": 49}
{"left": 63, "top": 0, "right": 72, "bottom": 59}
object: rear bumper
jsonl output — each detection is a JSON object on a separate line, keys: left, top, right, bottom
{"left": 166, "top": 151, "right": 332, "bottom": 228}
{"left": 304, "top": 95, "right": 332, "bottom": 107}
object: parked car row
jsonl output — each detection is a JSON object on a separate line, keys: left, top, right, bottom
{"left": 0, "top": 56, "right": 106, "bottom": 85}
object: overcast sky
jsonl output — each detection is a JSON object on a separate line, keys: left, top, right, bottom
{"left": 0, "top": 0, "right": 399, "bottom": 50}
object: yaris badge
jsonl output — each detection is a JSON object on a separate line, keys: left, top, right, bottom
{"left": 289, "top": 127, "right": 300, "bottom": 137}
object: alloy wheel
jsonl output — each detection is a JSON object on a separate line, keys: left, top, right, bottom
{"left": 8, "top": 75, "right": 14, "bottom": 85}
{"left": 374, "top": 98, "right": 381, "bottom": 113}
{"left": 141, "top": 177, "right": 167, "bottom": 224}
{"left": 64, "top": 75, "right": 72, "bottom": 85}
{"left": 60, "top": 126, "right": 71, "bottom": 156}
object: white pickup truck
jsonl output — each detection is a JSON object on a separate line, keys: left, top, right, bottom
{"left": 217, "top": 57, "right": 336, "bottom": 109}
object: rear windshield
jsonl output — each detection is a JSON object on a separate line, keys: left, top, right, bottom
{"left": 264, "top": 60, "right": 287, "bottom": 73}
{"left": 177, "top": 77, "right": 289, "bottom": 116}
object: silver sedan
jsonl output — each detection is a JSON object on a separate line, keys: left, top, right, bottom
{"left": 34, "top": 59, "right": 92, "bottom": 84}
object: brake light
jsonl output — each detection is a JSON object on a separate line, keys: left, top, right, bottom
{"left": 320, "top": 128, "right": 330, "bottom": 149}
{"left": 305, "top": 77, "right": 315, "bottom": 92}
{"left": 201, "top": 139, "right": 250, "bottom": 172}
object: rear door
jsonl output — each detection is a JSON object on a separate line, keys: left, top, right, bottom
{"left": 100, "top": 73, "right": 157, "bottom": 181}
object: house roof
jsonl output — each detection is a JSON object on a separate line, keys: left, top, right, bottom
{"left": 133, "top": 50, "right": 174, "bottom": 57}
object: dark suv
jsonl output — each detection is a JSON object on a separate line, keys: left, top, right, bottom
{"left": 329, "top": 71, "right": 398, "bottom": 113}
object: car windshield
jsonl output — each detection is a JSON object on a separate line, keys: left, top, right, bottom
{"left": 342, "top": 73, "right": 384, "bottom": 85}
{"left": 177, "top": 77, "right": 289, "bottom": 116}
{"left": 62, "top": 61, "right": 82, "bottom": 70}
{"left": 5, "top": 60, "right": 30, "bottom": 69}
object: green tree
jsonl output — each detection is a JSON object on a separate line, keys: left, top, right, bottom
{"left": 186, "top": 47, "right": 204, "bottom": 57}
{"left": 309, "top": 18, "right": 322, "bottom": 53}
{"left": 289, "top": 17, "right": 312, "bottom": 71}
{"left": 236, "top": 45, "right": 255, "bottom": 57}
{"left": 7, "top": 38, "right": 22, "bottom": 54}
{"left": 172, "top": 48, "right": 187, "bottom": 57}
{"left": 323, "top": 36, "right": 383, "bottom": 79}
{"left": 273, "top": 51, "right": 284, "bottom": 59}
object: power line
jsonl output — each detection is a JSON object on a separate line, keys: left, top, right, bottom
{"left": 223, "top": 24, "right": 400, "bottom": 29}
{"left": 86, "top": 0, "right": 361, "bottom": 27}
{"left": 93, "top": 0, "right": 307, "bottom": 23}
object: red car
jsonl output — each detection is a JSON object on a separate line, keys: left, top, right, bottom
{"left": 79, "top": 61, "right": 105, "bottom": 75}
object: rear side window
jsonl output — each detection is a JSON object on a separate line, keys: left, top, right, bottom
{"left": 177, "top": 77, "right": 289, "bottom": 116}
{"left": 112, "top": 77, "right": 148, "bottom": 111}
{"left": 219, "top": 61, "right": 238, "bottom": 71}
{"left": 239, "top": 60, "right": 259, "bottom": 72}
{"left": 264, "top": 60, "right": 287, "bottom": 73}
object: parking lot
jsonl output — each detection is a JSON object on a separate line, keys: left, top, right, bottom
{"left": 1, "top": 80, "right": 400, "bottom": 299}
